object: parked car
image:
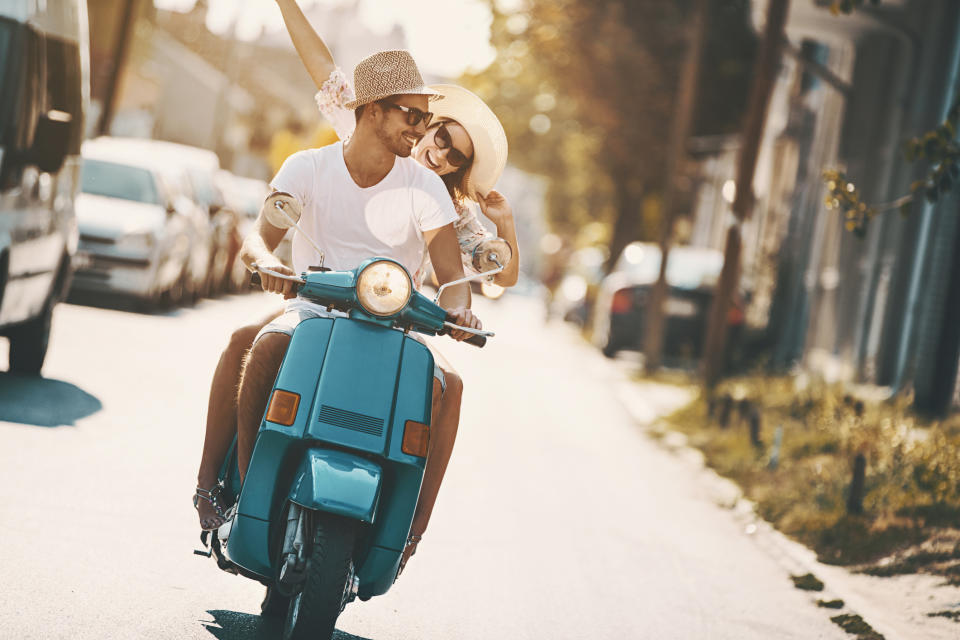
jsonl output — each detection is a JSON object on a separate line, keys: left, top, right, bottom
{"left": 592, "top": 242, "right": 744, "bottom": 362}
{"left": 130, "top": 140, "right": 237, "bottom": 296}
{"left": 216, "top": 170, "right": 269, "bottom": 292}
{"left": 72, "top": 142, "right": 192, "bottom": 308}
{"left": 0, "top": 1, "right": 87, "bottom": 374}
{"left": 548, "top": 245, "right": 607, "bottom": 326}
{"left": 80, "top": 137, "right": 216, "bottom": 304}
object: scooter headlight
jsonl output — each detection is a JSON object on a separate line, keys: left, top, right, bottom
{"left": 356, "top": 260, "right": 412, "bottom": 316}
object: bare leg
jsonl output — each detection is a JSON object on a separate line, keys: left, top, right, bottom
{"left": 402, "top": 349, "right": 464, "bottom": 568}
{"left": 195, "top": 313, "right": 277, "bottom": 528}
{"left": 236, "top": 332, "right": 290, "bottom": 481}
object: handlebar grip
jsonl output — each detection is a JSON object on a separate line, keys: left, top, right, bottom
{"left": 464, "top": 334, "right": 487, "bottom": 348}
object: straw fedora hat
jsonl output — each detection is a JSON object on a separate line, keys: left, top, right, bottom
{"left": 429, "top": 84, "right": 508, "bottom": 200}
{"left": 344, "top": 50, "right": 442, "bottom": 110}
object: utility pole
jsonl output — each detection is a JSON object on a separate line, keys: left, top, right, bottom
{"left": 642, "top": 0, "right": 709, "bottom": 373}
{"left": 702, "top": 0, "right": 792, "bottom": 387}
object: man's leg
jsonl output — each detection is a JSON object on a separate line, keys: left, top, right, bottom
{"left": 195, "top": 312, "right": 280, "bottom": 529}
{"left": 236, "top": 332, "right": 291, "bottom": 481}
{"left": 402, "top": 348, "right": 464, "bottom": 567}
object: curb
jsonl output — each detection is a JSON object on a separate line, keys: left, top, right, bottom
{"left": 614, "top": 380, "right": 905, "bottom": 640}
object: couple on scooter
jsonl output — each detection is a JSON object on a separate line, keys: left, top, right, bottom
{"left": 194, "top": 0, "right": 521, "bottom": 573}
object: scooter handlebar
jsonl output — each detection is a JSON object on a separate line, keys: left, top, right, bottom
{"left": 463, "top": 334, "right": 487, "bottom": 348}
{"left": 442, "top": 314, "right": 491, "bottom": 348}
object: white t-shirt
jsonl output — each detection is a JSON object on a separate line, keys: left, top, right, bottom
{"left": 270, "top": 142, "right": 458, "bottom": 277}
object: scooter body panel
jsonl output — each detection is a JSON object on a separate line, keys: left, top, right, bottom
{"left": 226, "top": 313, "right": 436, "bottom": 595}
{"left": 288, "top": 449, "right": 382, "bottom": 523}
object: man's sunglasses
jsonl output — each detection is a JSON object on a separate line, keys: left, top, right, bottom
{"left": 433, "top": 123, "right": 472, "bottom": 168}
{"left": 382, "top": 102, "right": 433, "bottom": 127}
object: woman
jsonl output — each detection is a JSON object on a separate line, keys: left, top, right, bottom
{"left": 194, "top": 0, "right": 520, "bottom": 571}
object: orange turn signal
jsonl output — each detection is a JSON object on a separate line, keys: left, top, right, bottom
{"left": 402, "top": 420, "right": 430, "bottom": 457}
{"left": 265, "top": 389, "right": 300, "bottom": 426}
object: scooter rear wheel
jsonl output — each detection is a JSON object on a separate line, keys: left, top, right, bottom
{"left": 282, "top": 513, "right": 355, "bottom": 640}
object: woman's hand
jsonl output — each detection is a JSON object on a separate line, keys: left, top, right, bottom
{"left": 477, "top": 190, "right": 520, "bottom": 288}
{"left": 477, "top": 190, "right": 514, "bottom": 228}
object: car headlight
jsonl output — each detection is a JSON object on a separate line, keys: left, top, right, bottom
{"left": 356, "top": 260, "right": 412, "bottom": 316}
{"left": 118, "top": 231, "right": 156, "bottom": 252}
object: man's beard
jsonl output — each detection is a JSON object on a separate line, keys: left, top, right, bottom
{"left": 374, "top": 122, "right": 412, "bottom": 158}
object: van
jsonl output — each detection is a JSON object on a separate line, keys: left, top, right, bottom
{"left": 0, "top": 1, "right": 88, "bottom": 374}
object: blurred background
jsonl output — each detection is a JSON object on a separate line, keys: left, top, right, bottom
{"left": 2, "top": 0, "right": 957, "bottom": 416}
{"left": 2, "top": 2, "right": 960, "bottom": 637}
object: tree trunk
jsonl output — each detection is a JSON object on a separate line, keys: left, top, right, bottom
{"left": 703, "top": 225, "right": 742, "bottom": 386}
{"left": 701, "top": 0, "right": 791, "bottom": 384}
{"left": 96, "top": 0, "right": 139, "bottom": 136}
{"left": 641, "top": 0, "right": 709, "bottom": 372}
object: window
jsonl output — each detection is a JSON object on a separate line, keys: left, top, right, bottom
{"left": 81, "top": 159, "right": 162, "bottom": 206}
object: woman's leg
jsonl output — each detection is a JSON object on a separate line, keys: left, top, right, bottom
{"left": 403, "top": 347, "right": 464, "bottom": 567}
{"left": 195, "top": 311, "right": 278, "bottom": 528}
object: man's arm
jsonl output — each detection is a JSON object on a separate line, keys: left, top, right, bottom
{"left": 240, "top": 196, "right": 298, "bottom": 298}
{"left": 425, "top": 224, "right": 482, "bottom": 340}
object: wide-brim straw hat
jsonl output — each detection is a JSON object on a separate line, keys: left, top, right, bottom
{"left": 344, "top": 50, "right": 442, "bottom": 110}
{"left": 429, "top": 84, "right": 508, "bottom": 200}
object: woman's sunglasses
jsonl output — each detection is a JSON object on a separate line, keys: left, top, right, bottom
{"left": 433, "top": 123, "right": 472, "bottom": 168}
{"left": 382, "top": 102, "right": 433, "bottom": 127}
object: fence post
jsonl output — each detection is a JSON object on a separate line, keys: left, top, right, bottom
{"left": 847, "top": 453, "right": 866, "bottom": 515}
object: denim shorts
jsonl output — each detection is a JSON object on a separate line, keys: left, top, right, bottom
{"left": 256, "top": 300, "right": 445, "bottom": 393}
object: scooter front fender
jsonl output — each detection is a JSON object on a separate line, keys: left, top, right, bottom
{"left": 289, "top": 449, "right": 382, "bottom": 523}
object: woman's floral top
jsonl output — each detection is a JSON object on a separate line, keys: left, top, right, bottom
{"left": 315, "top": 68, "right": 497, "bottom": 285}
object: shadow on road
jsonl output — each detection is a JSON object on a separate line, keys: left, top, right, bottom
{"left": 203, "top": 610, "right": 374, "bottom": 640}
{"left": 66, "top": 290, "right": 188, "bottom": 318}
{"left": 0, "top": 373, "right": 101, "bottom": 427}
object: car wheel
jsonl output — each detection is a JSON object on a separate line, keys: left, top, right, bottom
{"left": 601, "top": 341, "right": 618, "bottom": 359}
{"left": 8, "top": 303, "right": 53, "bottom": 376}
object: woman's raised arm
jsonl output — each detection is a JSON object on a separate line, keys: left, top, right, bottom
{"left": 275, "top": 0, "right": 336, "bottom": 90}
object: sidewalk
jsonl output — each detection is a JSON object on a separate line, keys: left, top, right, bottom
{"left": 613, "top": 373, "right": 960, "bottom": 640}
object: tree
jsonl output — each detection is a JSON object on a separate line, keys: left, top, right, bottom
{"left": 461, "top": 0, "right": 686, "bottom": 258}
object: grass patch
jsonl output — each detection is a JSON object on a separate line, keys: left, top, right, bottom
{"left": 791, "top": 572, "right": 825, "bottom": 591}
{"left": 818, "top": 599, "right": 845, "bottom": 609}
{"left": 830, "top": 613, "right": 885, "bottom": 639}
{"left": 660, "top": 375, "right": 960, "bottom": 579}
{"left": 927, "top": 610, "right": 960, "bottom": 621}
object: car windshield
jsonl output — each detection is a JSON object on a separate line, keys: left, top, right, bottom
{"left": 81, "top": 159, "right": 162, "bottom": 205}
{"left": 618, "top": 244, "right": 723, "bottom": 288}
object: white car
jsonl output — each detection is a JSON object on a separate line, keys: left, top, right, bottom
{"left": 72, "top": 143, "right": 192, "bottom": 307}
{"left": 79, "top": 137, "right": 216, "bottom": 303}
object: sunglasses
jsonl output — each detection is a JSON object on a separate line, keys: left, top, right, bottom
{"left": 433, "top": 123, "right": 472, "bottom": 168}
{"left": 382, "top": 102, "right": 433, "bottom": 127}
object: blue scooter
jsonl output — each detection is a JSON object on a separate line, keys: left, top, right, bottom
{"left": 198, "top": 195, "right": 501, "bottom": 640}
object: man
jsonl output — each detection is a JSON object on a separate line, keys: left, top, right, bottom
{"left": 233, "top": 50, "right": 479, "bottom": 566}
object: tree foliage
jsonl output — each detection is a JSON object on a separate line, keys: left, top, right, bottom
{"left": 824, "top": 87, "right": 960, "bottom": 236}
{"left": 461, "top": 0, "right": 684, "bottom": 251}
{"left": 462, "top": 0, "right": 755, "bottom": 266}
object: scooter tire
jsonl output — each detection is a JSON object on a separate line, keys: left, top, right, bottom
{"left": 261, "top": 586, "right": 291, "bottom": 617}
{"left": 282, "top": 514, "right": 355, "bottom": 640}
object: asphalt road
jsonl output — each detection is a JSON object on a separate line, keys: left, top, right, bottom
{"left": 0, "top": 292, "right": 848, "bottom": 639}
